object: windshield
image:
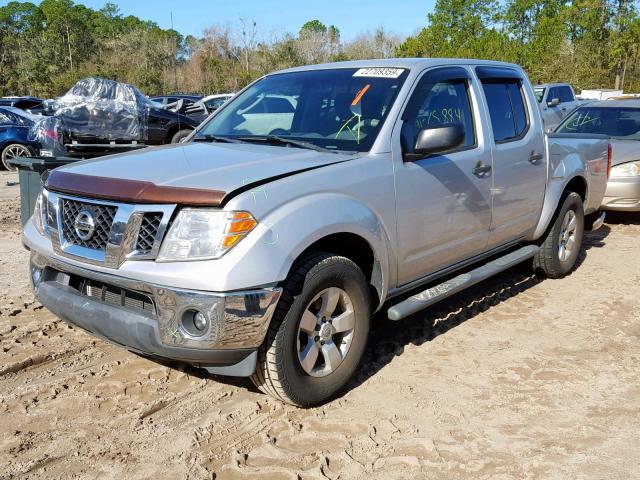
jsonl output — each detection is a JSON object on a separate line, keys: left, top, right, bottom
{"left": 197, "top": 68, "right": 408, "bottom": 152}
{"left": 534, "top": 88, "right": 545, "bottom": 103}
{"left": 0, "top": 107, "right": 35, "bottom": 125}
{"left": 556, "top": 106, "right": 640, "bottom": 140}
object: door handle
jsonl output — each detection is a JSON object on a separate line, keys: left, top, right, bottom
{"left": 529, "top": 152, "right": 544, "bottom": 165}
{"left": 473, "top": 160, "right": 492, "bottom": 178}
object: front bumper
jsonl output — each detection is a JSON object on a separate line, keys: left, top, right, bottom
{"left": 602, "top": 176, "right": 640, "bottom": 212}
{"left": 30, "top": 251, "right": 282, "bottom": 376}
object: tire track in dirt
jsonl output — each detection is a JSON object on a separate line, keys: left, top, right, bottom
{"left": 2, "top": 170, "right": 640, "bottom": 479}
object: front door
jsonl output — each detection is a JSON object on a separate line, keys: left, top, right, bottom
{"left": 393, "top": 67, "right": 493, "bottom": 286}
{"left": 544, "top": 86, "right": 566, "bottom": 129}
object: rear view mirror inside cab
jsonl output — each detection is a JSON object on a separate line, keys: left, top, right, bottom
{"left": 404, "top": 123, "right": 466, "bottom": 161}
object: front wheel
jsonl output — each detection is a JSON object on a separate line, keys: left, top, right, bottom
{"left": 251, "top": 253, "right": 371, "bottom": 407}
{"left": 1, "top": 143, "right": 31, "bottom": 170}
{"left": 534, "top": 191, "right": 585, "bottom": 278}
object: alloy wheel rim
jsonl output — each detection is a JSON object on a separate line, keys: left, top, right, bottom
{"left": 297, "top": 287, "right": 355, "bottom": 378}
{"left": 558, "top": 209, "right": 577, "bottom": 262}
{"left": 3, "top": 145, "right": 30, "bottom": 169}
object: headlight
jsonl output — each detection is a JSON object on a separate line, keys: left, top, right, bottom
{"left": 157, "top": 209, "right": 257, "bottom": 261}
{"left": 32, "top": 191, "right": 47, "bottom": 236}
{"left": 610, "top": 161, "right": 640, "bottom": 178}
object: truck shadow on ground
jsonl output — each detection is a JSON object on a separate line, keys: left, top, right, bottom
{"left": 603, "top": 211, "right": 640, "bottom": 226}
{"left": 345, "top": 224, "right": 612, "bottom": 396}
{"left": 181, "top": 225, "right": 612, "bottom": 400}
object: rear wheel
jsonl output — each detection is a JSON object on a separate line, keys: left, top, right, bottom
{"left": 1, "top": 143, "right": 31, "bottom": 170}
{"left": 534, "top": 191, "right": 584, "bottom": 278}
{"left": 251, "top": 253, "right": 371, "bottom": 407}
{"left": 170, "top": 129, "right": 192, "bottom": 144}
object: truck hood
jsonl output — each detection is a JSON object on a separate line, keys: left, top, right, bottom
{"left": 611, "top": 139, "right": 640, "bottom": 166}
{"left": 45, "top": 142, "right": 355, "bottom": 205}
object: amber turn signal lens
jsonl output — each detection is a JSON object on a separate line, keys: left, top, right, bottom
{"left": 222, "top": 234, "right": 244, "bottom": 249}
{"left": 226, "top": 212, "right": 257, "bottom": 234}
{"left": 227, "top": 219, "right": 258, "bottom": 234}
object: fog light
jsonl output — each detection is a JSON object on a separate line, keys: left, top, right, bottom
{"left": 180, "top": 309, "right": 209, "bottom": 337}
{"left": 30, "top": 266, "right": 42, "bottom": 290}
{"left": 194, "top": 312, "right": 207, "bottom": 331}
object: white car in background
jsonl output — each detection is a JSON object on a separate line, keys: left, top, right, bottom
{"left": 201, "top": 93, "right": 235, "bottom": 112}
{"left": 534, "top": 83, "right": 582, "bottom": 130}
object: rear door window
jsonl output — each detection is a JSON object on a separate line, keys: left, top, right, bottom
{"left": 481, "top": 80, "right": 529, "bottom": 143}
{"left": 0, "top": 112, "right": 11, "bottom": 125}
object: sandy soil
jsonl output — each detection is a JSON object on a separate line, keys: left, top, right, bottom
{"left": 1, "top": 169, "right": 639, "bottom": 479}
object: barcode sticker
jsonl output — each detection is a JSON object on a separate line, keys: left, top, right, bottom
{"left": 353, "top": 68, "right": 405, "bottom": 78}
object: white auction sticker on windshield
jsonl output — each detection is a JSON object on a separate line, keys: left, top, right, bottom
{"left": 353, "top": 68, "right": 405, "bottom": 78}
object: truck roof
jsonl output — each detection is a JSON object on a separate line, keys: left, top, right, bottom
{"left": 534, "top": 83, "right": 572, "bottom": 88}
{"left": 276, "top": 58, "right": 523, "bottom": 74}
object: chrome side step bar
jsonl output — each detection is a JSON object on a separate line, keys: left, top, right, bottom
{"left": 387, "top": 245, "right": 540, "bottom": 321}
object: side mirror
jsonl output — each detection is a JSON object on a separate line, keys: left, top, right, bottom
{"left": 406, "top": 123, "right": 465, "bottom": 161}
{"left": 547, "top": 98, "right": 560, "bottom": 107}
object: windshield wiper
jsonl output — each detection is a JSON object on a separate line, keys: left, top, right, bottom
{"left": 237, "top": 135, "right": 332, "bottom": 153}
{"left": 192, "top": 134, "right": 243, "bottom": 144}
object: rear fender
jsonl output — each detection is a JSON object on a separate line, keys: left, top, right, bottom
{"left": 530, "top": 152, "right": 587, "bottom": 240}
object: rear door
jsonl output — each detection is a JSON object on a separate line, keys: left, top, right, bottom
{"left": 393, "top": 66, "right": 493, "bottom": 285}
{"left": 476, "top": 67, "right": 547, "bottom": 248}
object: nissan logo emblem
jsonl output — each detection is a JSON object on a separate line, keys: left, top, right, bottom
{"left": 74, "top": 209, "right": 96, "bottom": 241}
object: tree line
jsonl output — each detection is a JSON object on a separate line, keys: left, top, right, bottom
{"left": 1, "top": 0, "right": 639, "bottom": 99}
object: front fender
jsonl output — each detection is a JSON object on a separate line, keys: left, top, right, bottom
{"left": 220, "top": 192, "right": 394, "bottom": 304}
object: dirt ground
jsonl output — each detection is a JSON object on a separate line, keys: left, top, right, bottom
{"left": 1, "top": 169, "right": 639, "bottom": 480}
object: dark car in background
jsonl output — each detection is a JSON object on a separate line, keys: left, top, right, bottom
{"left": 556, "top": 99, "right": 640, "bottom": 211}
{"left": 0, "top": 106, "right": 37, "bottom": 170}
{"left": 0, "top": 96, "right": 45, "bottom": 115}
{"left": 31, "top": 78, "right": 200, "bottom": 158}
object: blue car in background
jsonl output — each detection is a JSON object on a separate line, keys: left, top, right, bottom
{"left": 0, "top": 106, "right": 36, "bottom": 170}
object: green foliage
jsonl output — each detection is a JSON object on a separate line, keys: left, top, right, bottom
{"left": 300, "top": 19, "right": 327, "bottom": 35}
{"left": 399, "top": 0, "right": 640, "bottom": 91}
{"left": 0, "top": 0, "right": 184, "bottom": 96}
{"left": 3, "top": 0, "right": 640, "bottom": 98}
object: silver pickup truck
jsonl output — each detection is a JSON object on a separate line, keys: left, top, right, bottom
{"left": 534, "top": 82, "right": 583, "bottom": 130}
{"left": 24, "top": 59, "right": 610, "bottom": 407}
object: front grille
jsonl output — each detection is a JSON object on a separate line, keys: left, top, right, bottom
{"left": 43, "top": 267, "right": 156, "bottom": 315}
{"left": 135, "top": 212, "right": 162, "bottom": 255}
{"left": 61, "top": 199, "right": 117, "bottom": 251}
{"left": 85, "top": 282, "right": 155, "bottom": 314}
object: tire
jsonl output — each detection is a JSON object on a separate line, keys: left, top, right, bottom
{"left": 170, "top": 129, "right": 192, "bottom": 144}
{"left": 534, "top": 191, "right": 584, "bottom": 279}
{"left": 1, "top": 143, "right": 31, "bottom": 170}
{"left": 251, "top": 253, "right": 371, "bottom": 407}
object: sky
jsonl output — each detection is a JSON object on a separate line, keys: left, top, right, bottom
{"left": 2, "top": 0, "right": 437, "bottom": 40}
